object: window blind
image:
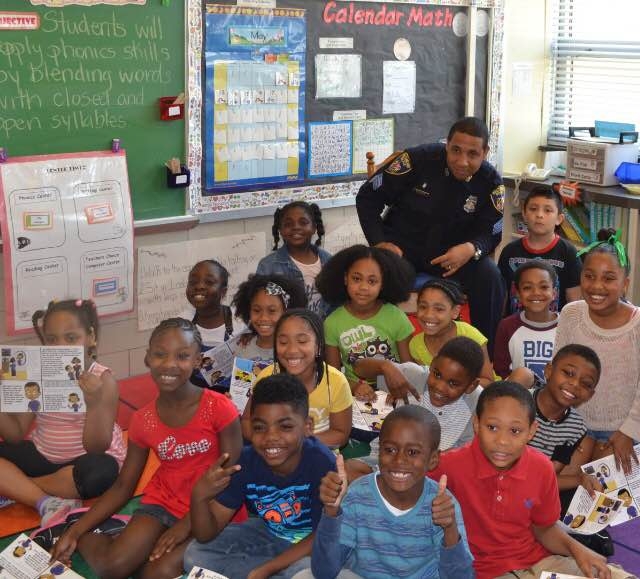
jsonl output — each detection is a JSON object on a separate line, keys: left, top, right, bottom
{"left": 547, "top": 0, "right": 640, "bottom": 146}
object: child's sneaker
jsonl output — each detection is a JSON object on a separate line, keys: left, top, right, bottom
{"left": 32, "top": 520, "right": 69, "bottom": 551}
{"left": 39, "top": 496, "right": 82, "bottom": 526}
{"left": 32, "top": 509, "right": 130, "bottom": 550}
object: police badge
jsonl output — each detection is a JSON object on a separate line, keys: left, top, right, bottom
{"left": 463, "top": 195, "right": 478, "bottom": 213}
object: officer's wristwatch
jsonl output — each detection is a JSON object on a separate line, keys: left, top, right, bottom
{"left": 472, "top": 244, "right": 482, "bottom": 261}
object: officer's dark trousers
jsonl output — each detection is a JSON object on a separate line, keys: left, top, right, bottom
{"left": 452, "top": 257, "right": 505, "bottom": 357}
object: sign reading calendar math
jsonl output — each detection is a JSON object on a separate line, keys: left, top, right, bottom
{"left": 0, "top": 345, "right": 85, "bottom": 413}
{"left": 0, "top": 151, "right": 134, "bottom": 334}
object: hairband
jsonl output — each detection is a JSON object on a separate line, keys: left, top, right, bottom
{"left": 576, "top": 228, "right": 628, "bottom": 268}
{"left": 265, "top": 282, "right": 290, "bottom": 308}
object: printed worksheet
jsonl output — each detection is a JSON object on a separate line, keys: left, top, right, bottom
{"left": 228, "top": 357, "right": 269, "bottom": 414}
{"left": 351, "top": 390, "right": 396, "bottom": 432}
{"left": 562, "top": 487, "right": 624, "bottom": 535}
{"left": 577, "top": 445, "right": 640, "bottom": 526}
{"left": 200, "top": 341, "right": 237, "bottom": 391}
{"left": 0, "top": 533, "right": 82, "bottom": 579}
{"left": 0, "top": 345, "right": 84, "bottom": 413}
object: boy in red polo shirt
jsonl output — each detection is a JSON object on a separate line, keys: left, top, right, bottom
{"left": 430, "top": 381, "right": 632, "bottom": 579}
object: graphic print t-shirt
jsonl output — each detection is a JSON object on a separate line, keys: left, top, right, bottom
{"left": 324, "top": 303, "right": 414, "bottom": 382}
{"left": 128, "top": 389, "right": 239, "bottom": 518}
{"left": 215, "top": 437, "right": 336, "bottom": 543}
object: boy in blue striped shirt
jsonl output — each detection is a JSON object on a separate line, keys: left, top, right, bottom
{"left": 307, "top": 406, "right": 473, "bottom": 579}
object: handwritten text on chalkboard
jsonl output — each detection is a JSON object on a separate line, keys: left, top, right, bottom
{"left": 0, "top": 10, "right": 173, "bottom": 139}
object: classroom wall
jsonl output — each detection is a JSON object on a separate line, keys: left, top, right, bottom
{"left": 0, "top": 2, "right": 549, "bottom": 381}
{"left": 501, "top": 0, "right": 547, "bottom": 173}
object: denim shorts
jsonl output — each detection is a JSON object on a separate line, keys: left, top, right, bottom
{"left": 585, "top": 429, "right": 616, "bottom": 443}
{"left": 134, "top": 503, "right": 178, "bottom": 528}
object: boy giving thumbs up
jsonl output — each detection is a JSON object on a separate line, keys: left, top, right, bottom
{"left": 303, "top": 406, "right": 475, "bottom": 579}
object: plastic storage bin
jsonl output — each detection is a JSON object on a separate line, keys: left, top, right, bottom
{"left": 615, "top": 162, "right": 640, "bottom": 194}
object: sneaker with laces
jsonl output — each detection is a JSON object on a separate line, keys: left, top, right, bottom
{"left": 39, "top": 496, "right": 82, "bottom": 527}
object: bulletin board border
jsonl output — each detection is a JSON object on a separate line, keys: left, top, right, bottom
{"left": 186, "top": 0, "right": 505, "bottom": 218}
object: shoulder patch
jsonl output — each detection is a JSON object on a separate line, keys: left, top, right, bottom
{"left": 370, "top": 173, "right": 383, "bottom": 190}
{"left": 490, "top": 185, "right": 505, "bottom": 214}
{"left": 385, "top": 151, "right": 412, "bottom": 175}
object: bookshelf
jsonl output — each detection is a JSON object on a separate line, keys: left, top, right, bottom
{"left": 501, "top": 175, "right": 640, "bottom": 304}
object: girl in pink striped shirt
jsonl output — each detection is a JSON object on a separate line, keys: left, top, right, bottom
{"left": 0, "top": 299, "right": 125, "bottom": 525}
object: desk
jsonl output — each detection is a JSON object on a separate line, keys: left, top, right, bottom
{"left": 502, "top": 175, "right": 640, "bottom": 303}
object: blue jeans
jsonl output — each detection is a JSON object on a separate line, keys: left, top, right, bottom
{"left": 184, "top": 517, "right": 310, "bottom": 579}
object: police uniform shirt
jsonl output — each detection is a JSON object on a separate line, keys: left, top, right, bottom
{"left": 356, "top": 143, "right": 504, "bottom": 272}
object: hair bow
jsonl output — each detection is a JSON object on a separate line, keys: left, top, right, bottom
{"left": 265, "top": 282, "right": 290, "bottom": 308}
{"left": 576, "top": 228, "right": 628, "bottom": 268}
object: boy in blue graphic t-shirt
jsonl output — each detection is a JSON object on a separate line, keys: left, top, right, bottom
{"left": 185, "top": 374, "right": 336, "bottom": 578}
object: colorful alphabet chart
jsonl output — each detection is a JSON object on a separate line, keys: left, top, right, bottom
{"left": 0, "top": 151, "right": 134, "bottom": 334}
{"left": 204, "top": 4, "right": 306, "bottom": 192}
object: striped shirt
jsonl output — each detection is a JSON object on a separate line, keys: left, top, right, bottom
{"left": 312, "top": 473, "right": 474, "bottom": 579}
{"left": 30, "top": 362, "right": 126, "bottom": 466}
{"left": 528, "top": 388, "right": 586, "bottom": 464}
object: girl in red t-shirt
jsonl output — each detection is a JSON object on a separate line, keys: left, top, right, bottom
{"left": 51, "top": 318, "right": 243, "bottom": 579}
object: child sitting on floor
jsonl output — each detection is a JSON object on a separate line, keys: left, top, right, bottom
{"left": 349, "top": 337, "right": 485, "bottom": 480}
{"left": 185, "top": 374, "right": 337, "bottom": 579}
{"left": 50, "top": 318, "right": 242, "bottom": 579}
{"left": 305, "top": 405, "right": 473, "bottom": 579}
{"left": 430, "top": 381, "right": 631, "bottom": 579}
{"left": 0, "top": 299, "right": 124, "bottom": 525}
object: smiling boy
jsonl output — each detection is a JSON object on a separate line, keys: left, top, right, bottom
{"left": 430, "top": 381, "right": 630, "bottom": 579}
{"left": 494, "top": 260, "right": 559, "bottom": 381}
{"left": 308, "top": 406, "right": 473, "bottom": 579}
{"left": 185, "top": 374, "right": 335, "bottom": 579}
{"left": 499, "top": 186, "right": 582, "bottom": 315}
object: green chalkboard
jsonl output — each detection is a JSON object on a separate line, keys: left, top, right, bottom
{"left": 0, "top": 1, "right": 185, "bottom": 220}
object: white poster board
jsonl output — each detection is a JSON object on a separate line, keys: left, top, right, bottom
{"left": 383, "top": 60, "right": 416, "bottom": 115}
{"left": 323, "top": 221, "right": 367, "bottom": 256}
{"left": 0, "top": 151, "right": 134, "bottom": 334}
{"left": 137, "top": 232, "right": 266, "bottom": 331}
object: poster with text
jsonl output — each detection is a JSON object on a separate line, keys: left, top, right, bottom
{"left": 0, "top": 151, "right": 134, "bottom": 334}
{"left": 204, "top": 4, "right": 306, "bottom": 193}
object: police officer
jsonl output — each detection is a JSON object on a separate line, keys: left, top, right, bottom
{"left": 356, "top": 116, "right": 505, "bottom": 351}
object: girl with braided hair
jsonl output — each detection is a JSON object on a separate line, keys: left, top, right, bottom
{"left": 256, "top": 201, "right": 331, "bottom": 316}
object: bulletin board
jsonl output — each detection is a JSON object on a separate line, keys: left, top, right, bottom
{"left": 0, "top": 0, "right": 185, "bottom": 221}
{"left": 188, "top": 0, "right": 504, "bottom": 216}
